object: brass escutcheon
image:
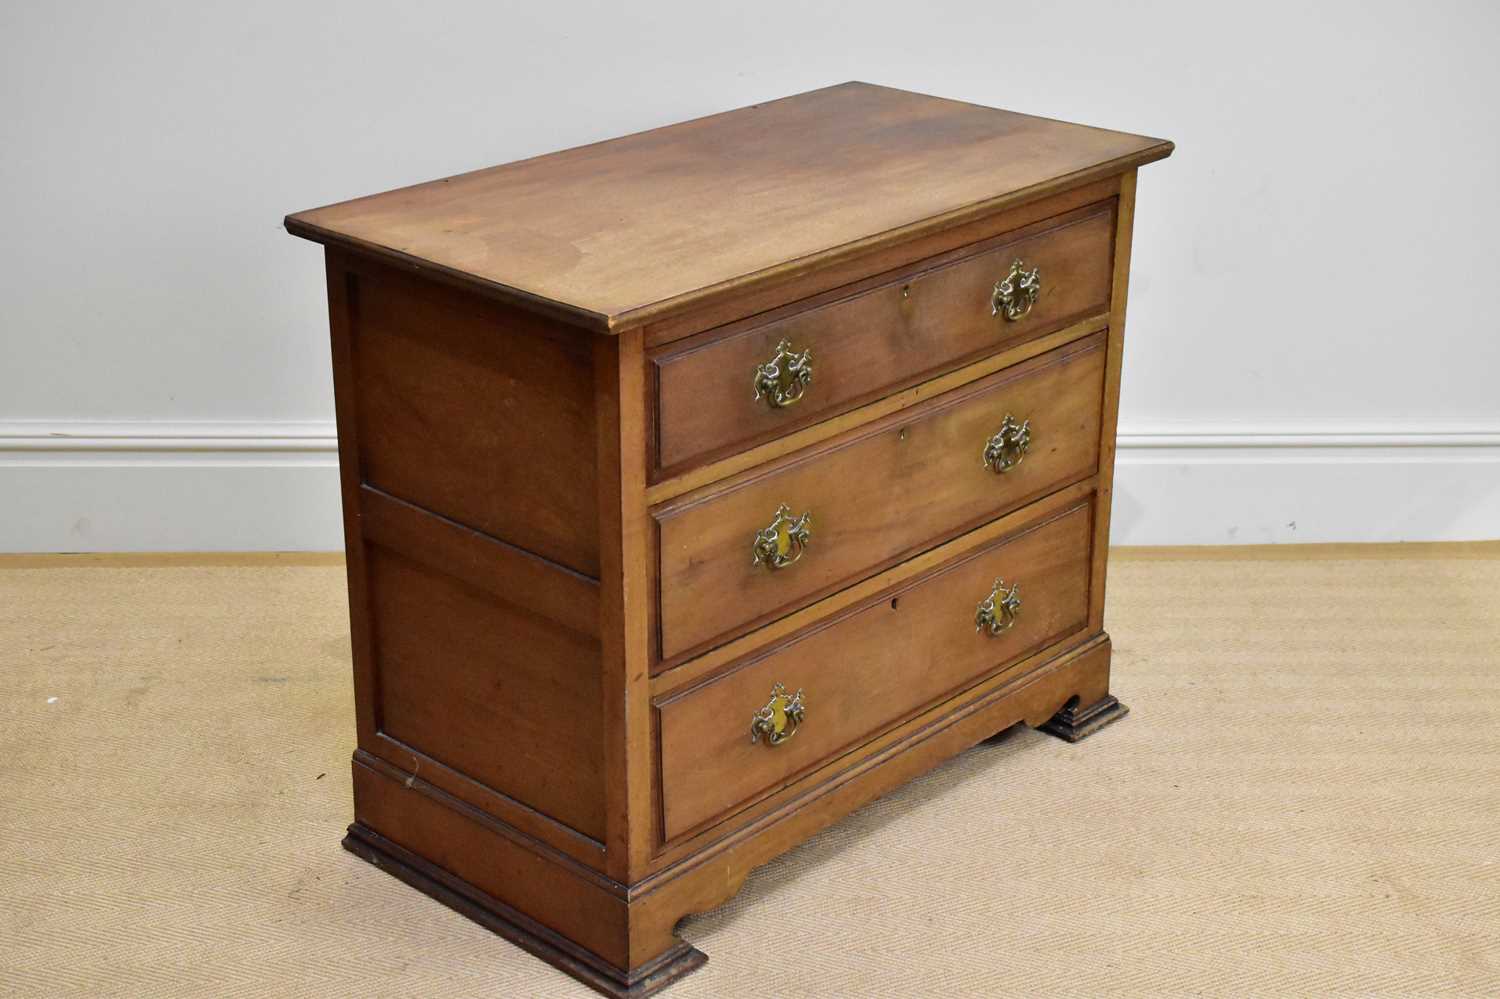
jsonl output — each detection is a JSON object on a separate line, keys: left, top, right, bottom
{"left": 751, "top": 504, "right": 812, "bottom": 570}
{"left": 750, "top": 682, "right": 806, "bottom": 746}
{"left": 752, "top": 338, "right": 813, "bottom": 408}
{"left": 975, "top": 578, "right": 1022, "bottom": 636}
{"left": 991, "top": 259, "right": 1041, "bottom": 322}
{"left": 983, "top": 414, "right": 1032, "bottom": 473}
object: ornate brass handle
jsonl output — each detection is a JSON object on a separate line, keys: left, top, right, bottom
{"left": 983, "top": 414, "right": 1032, "bottom": 473}
{"left": 752, "top": 338, "right": 813, "bottom": 409}
{"left": 991, "top": 259, "right": 1041, "bottom": 322}
{"left": 750, "top": 682, "right": 806, "bottom": 746}
{"left": 975, "top": 578, "right": 1022, "bottom": 636}
{"left": 751, "top": 504, "right": 812, "bottom": 570}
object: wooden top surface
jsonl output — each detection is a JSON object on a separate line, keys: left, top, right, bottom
{"left": 286, "top": 82, "right": 1171, "bottom": 332}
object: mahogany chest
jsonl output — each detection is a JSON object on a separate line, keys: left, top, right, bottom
{"left": 286, "top": 82, "right": 1172, "bottom": 996}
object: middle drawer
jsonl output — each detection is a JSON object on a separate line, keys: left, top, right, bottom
{"left": 652, "top": 332, "right": 1105, "bottom": 663}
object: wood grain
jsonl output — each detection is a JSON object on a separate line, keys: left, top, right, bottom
{"left": 286, "top": 82, "right": 1171, "bottom": 331}
{"left": 364, "top": 543, "right": 607, "bottom": 840}
{"left": 358, "top": 483, "right": 599, "bottom": 635}
{"left": 348, "top": 256, "right": 601, "bottom": 575}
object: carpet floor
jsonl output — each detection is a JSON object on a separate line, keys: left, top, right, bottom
{"left": 2, "top": 546, "right": 1497, "bottom": 997}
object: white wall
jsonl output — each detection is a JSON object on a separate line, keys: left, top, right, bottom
{"left": 3, "top": 0, "right": 1497, "bottom": 551}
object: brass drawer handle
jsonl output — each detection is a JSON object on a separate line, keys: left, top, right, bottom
{"left": 752, "top": 338, "right": 813, "bottom": 409}
{"left": 983, "top": 414, "right": 1032, "bottom": 473}
{"left": 751, "top": 504, "right": 812, "bottom": 570}
{"left": 991, "top": 259, "right": 1041, "bottom": 322}
{"left": 975, "top": 578, "right": 1021, "bottom": 636}
{"left": 750, "top": 682, "right": 806, "bottom": 746}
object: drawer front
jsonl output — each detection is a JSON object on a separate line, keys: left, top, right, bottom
{"left": 651, "top": 203, "right": 1114, "bottom": 475}
{"left": 657, "top": 500, "right": 1094, "bottom": 841}
{"left": 654, "top": 334, "right": 1105, "bottom": 662}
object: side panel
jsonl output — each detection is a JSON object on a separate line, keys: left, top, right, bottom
{"left": 347, "top": 254, "right": 601, "bottom": 576}
{"left": 325, "top": 249, "right": 608, "bottom": 863}
{"left": 365, "top": 543, "right": 606, "bottom": 839}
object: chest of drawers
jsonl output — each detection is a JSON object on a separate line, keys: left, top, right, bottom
{"left": 286, "top": 82, "right": 1172, "bottom": 997}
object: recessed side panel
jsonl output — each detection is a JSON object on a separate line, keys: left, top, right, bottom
{"left": 365, "top": 540, "right": 607, "bottom": 842}
{"left": 346, "top": 256, "right": 601, "bottom": 576}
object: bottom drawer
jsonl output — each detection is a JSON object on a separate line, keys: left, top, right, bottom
{"left": 656, "top": 498, "right": 1095, "bottom": 841}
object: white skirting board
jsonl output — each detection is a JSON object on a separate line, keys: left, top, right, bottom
{"left": 2, "top": 422, "right": 1497, "bottom": 552}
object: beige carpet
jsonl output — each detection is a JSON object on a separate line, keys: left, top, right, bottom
{"left": 3, "top": 546, "right": 1498, "bottom": 997}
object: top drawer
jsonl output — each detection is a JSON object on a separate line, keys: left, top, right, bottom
{"left": 650, "top": 202, "right": 1115, "bottom": 477}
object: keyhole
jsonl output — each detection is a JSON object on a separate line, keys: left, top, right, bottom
{"left": 890, "top": 597, "right": 900, "bottom": 611}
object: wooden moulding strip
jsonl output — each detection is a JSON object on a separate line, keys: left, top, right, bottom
{"left": 364, "top": 732, "right": 609, "bottom": 870}
{"left": 359, "top": 483, "right": 601, "bottom": 636}
{"left": 352, "top": 749, "right": 622, "bottom": 895}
